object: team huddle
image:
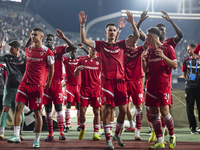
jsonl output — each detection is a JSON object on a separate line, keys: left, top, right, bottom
{"left": 0, "top": 10, "right": 184, "bottom": 149}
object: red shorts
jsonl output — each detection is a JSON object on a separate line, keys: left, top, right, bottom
{"left": 43, "top": 81, "right": 63, "bottom": 105}
{"left": 65, "top": 84, "right": 80, "bottom": 105}
{"left": 80, "top": 87, "right": 102, "bottom": 108}
{"left": 128, "top": 96, "right": 132, "bottom": 103}
{"left": 15, "top": 82, "right": 44, "bottom": 110}
{"left": 126, "top": 79, "right": 143, "bottom": 106}
{"left": 101, "top": 78, "right": 128, "bottom": 107}
{"left": 145, "top": 85, "right": 171, "bottom": 107}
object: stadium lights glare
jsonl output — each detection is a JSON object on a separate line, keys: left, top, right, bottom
{"left": 121, "top": 10, "right": 200, "bottom": 20}
{"left": 86, "top": 9, "right": 200, "bottom": 35}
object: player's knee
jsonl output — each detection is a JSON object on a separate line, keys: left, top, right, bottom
{"left": 75, "top": 102, "right": 79, "bottom": 110}
{"left": 55, "top": 104, "right": 62, "bottom": 112}
{"left": 66, "top": 101, "right": 72, "bottom": 109}
{"left": 2, "top": 105, "right": 10, "bottom": 113}
{"left": 33, "top": 109, "right": 42, "bottom": 118}
{"left": 45, "top": 104, "right": 52, "bottom": 113}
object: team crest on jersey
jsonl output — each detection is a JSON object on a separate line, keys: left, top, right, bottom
{"left": 85, "top": 60, "right": 87, "bottom": 63}
{"left": 27, "top": 49, "right": 31, "bottom": 53}
{"left": 53, "top": 50, "right": 57, "bottom": 54}
{"left": 35, "top": 97, "right": 41, "bottom": 107}
{"left": 103, "top": 97, "right": 106, "bottom": 102}
{"left": 96, "top": 61, "right": 99, "bottom": 65}
{"left": 40, "top": 52, "right": 44, "bottom": 56}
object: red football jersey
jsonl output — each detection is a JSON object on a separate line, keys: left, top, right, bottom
{"left": 193, "top": 42, "right": 200, "bottom": 56}
{"left": 63, "top": 57, "right": 81, "bottom": 85}
{"left": 22, "top": 45, "right": 54, "bottom": 86}
{"left": 162, "top": 37, "right": 177, "bottom": 49}
{"left": 125, "top": 45, "right": 145, "bottom": 81}
{"left": 94, "top": 40, "right": 127, "bottom": 79}
{"left": 52, "top": 46, "right": 66, "bottom": 82}
{"left": 77, "top": 56, "right": 100, "bottom": 90}
{"left": 146, "top": 43, "right": 177, "bottom": 87}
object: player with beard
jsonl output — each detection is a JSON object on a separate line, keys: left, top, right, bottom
{"left": 43, "top": 29, "right": 77, "bottom": 141}
{"left": 7, "top": 27, "right": 54, "bottom": 148}
{"left": 78, "top": 10, "right": 139, "bottom": 149}
{"left": 63, "top": 43, "right": 88, "bottom": 133}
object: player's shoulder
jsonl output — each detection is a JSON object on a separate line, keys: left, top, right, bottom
{"left": 185, "top": 57, "right": 190, "bottom": 62}
{"left": 41, "top": 45, "right": 50, "bottom": 51}
{"left": 160, "top": 43, "right": 174, "bottom": 50}
{"left": 0, "top": 63, "right": 4, "bottom": 68}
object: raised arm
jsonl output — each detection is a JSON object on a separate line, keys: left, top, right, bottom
{"left": 0, "top": 37, "right": 6, "bottom": 49}
{"left": 124, "top": 11, "right": 139, "bottom": 46}
{"left": 141, "top": 50, "right": 149, "bottom": 73}
{"left": 136, "top": 11, "right": 149, "bottom": 42}
{"left": 77, "top": 43, "right": 89, "bottom": 55}
{"left": 161, "top": 10, "right": 183, "bottom": 43}
{"left": 141, "top": 42, "right": 149, "bottom": 73}
{"left": 24, "top": 30, "right": 32, "bottom": 50}
{"left": 78, "top": 11, "right": 94, "bottom": 48}
{"left": 56, "top": 29, "right": 77, "bottom": 52}
{"left": 115, "top": 17, "right": 127, "bottom": 42}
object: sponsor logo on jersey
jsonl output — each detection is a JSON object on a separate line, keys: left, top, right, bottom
{"left": 27, "top": 56, "right": 43, "bottom": 62}
{"left": 148, "top": 57, "right": 162, "bottom": 62}
{"left": 69, "top": 62, "right": 78, "bottom": 65}
{"left": 83, "top": 66, "right": 99, "bottom": 70}
{"left": 104, "top": 47, "right": 120, "bottom": 53}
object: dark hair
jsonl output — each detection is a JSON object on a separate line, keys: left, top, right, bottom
{"left": 156, "top": 23, "right": 165, "bottom": 28}
{"left": 105, "top": 23, "right": 117, "bottom": 29}
{"left": 147, "top": 27, "right": 160, "bottom": 37}
{"left": 32, "top": 27, "right": 45, "bottom": 34}
{"left": 8, "top": 40, "right": 20, "bottom": 48}
{"left": 189, "top": 44, "right": 196, "bottom": 49}
{"left": 45, "top": 34, "right": 54, "bottom": 39}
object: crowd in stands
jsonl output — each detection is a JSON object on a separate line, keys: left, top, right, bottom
{"left": 1, "top": 4, "right": 200, "bottom": 75}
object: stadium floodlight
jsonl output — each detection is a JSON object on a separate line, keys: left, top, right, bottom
{"left": 121, "top": 10, "right": 200, "bottom": 20}
{"left": 85, "top": 9, "right": 200, "bottom": 35}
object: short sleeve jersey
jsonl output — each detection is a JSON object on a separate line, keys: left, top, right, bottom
{"left": 77, "top": 56, "right": 100, "bottom": 90}
{"left": 0, "top": 54, "right": 26, "bottom": 88}
{"left": 52, "top": 46, "right": 66, "bottom": 82}
{"left": 63, "top": 57, "right": 81, "bottom": 85}
{"left": 22, "top": 45, "right": 54, "bottom": 86}
{"left": 125, "top": 46, "right": 145, "bottom": 81}
{"left": 94, "top": 40, "right": 127, "bottom": 79}
{"left": 162, "top": 37, "right": 177, "bottom": 49}
{"left": 146, "top": 43, "right": 177, "bottom": 87}
{"left": 193, "top": 42, "right": 200, "bottom": 56}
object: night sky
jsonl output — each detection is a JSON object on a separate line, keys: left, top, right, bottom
{"left": 23, "top": 0, "right": 187, "bottom": 32}
{"left": 6, "top": 0, "right": 200, "bottom": 32}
